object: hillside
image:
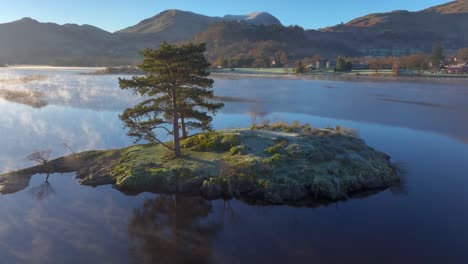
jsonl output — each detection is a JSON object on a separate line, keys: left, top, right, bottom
{"left": 423, "top": 0, "right": 468, "bottom": 14}
{"left": 321, "top": 0, "right": 468, "bottom": 55}
{"left": 193, "top": 21, "right": 357, "bottom": 67}
{"left": 117, "top": 10, "right": 218, "bottom": 41}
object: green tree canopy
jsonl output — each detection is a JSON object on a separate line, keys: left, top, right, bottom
{"left": 119, "top": 42, "right": 223, "bottom": 157}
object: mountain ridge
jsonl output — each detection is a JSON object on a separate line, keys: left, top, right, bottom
{"left": 317, "top": 0, "right": 468, "bottom": 56}
{"left": 324, "top": 0, "right": 468, "bottom": 30}
{"left": 117, "top": 9, "right": 281, "bottom": 35}
{"left": 0, "top": 1, "right": 467, "bottom": 66}
{"left": 423, "top": 0, "right": 468, "bottom": 14}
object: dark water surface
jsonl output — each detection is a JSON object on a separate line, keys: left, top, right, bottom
{"left": 0, "top": 68, "right": 467, "bottom": 263}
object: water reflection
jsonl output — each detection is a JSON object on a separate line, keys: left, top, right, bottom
{"left": 0, "top": 102, "right": 132, "bottom": 171}
{"left": 28, "top": 174, "right": 55, "bottom": 201}
{"left": 0, "top": 119, "right": 465, "bottom": 263}
{"left": 128, "top": 195, "right": 222, "bottom": 264}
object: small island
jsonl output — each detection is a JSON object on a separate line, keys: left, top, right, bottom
{"left": 0, "top": 124, "right": 400, "bottom": 205}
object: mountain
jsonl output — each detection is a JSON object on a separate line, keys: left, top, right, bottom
{"left": 222, "top": 12, "right": 282, "bottom": 26}
{"left": 117, "top": 9, "right": 281, "bottom": 41}
{"left": 321, "top": 0, "right": 468, "bottom": 55}
{"left": 0, "top": 2, "right": 467, "bottom": 66}
{"left": 113, "top": 10, "right": 284, "bottom": 62}
{"left": 0, "top": 18, "right": 112, "bottom": 64}
{"left": 117, "top": 10, "right": 218, "bottom": 41}
{"left": 0, "top": 17, "right": 121, "bottom": 65}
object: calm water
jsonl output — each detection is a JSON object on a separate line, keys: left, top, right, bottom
{"left": 0, "top": 68, "right": 467, "bottom": 263}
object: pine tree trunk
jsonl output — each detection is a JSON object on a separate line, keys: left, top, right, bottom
{"left": 172, "top": 88, "right": 181, "bottom": 157}
{"left": 181, "top": 114, "right": 188, "bottom": 139}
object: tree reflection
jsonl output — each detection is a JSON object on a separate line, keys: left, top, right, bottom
{"left": 128, "top": 195, "right": 222, "bottom": 264}
{"left": 29, "top": 173, "right": 55, "bottom": 201}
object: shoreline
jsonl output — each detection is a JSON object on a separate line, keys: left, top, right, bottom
{"left": 0, "top": 65, "right": 105, "bottom": 70}
{"left": 211, "top": 71, "right": 468, "bottom": 82}
{"left": 3, "top": 65, "right": 467, "bottom": 82}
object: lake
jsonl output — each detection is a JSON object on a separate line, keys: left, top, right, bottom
{"left": 0, "top": 67, "right": 467, "bottom": 263}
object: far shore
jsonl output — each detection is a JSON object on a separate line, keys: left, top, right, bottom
{"left": 80, "top": 66, "right": 468, "bottom": 82}
{"left": 210, "top": 68, "right": 468, "bottom": 82}
{"left": 2, "top": 65, "right": 467, "bottom": 83}
{"left": 0, "top": 65, "right": 105, "bottom": 70}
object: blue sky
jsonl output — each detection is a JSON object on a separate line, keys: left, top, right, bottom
{"left": 0, "top": 0, "right": 450, "bottom": 32}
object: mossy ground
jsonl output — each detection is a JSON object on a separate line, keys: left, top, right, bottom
{"left": 0, "top": 124, "right": 400, "bottom": 205}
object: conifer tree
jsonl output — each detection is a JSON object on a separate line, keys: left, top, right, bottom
{"left": 119, "top": 42, "right": 223, "bottom": 157}
{"left": 431, "top": 41, "right": 445, "bottom": 69}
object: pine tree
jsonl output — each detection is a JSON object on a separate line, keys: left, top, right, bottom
{"left": 119, "top": 42, "right": 223, "bottom": 157}
{"left": 431, "top": 41, "right": 445, "bottom": 69}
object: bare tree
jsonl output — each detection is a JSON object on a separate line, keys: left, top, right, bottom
{"left": 27, "top": 150, "right": 52, "bottom": 166}
{"left": 27, "top": 150, "right": 52, "bottom": 180}
{"left": 63, "top": 141, "right": 76, "bottom": 154}
{"left": 456, "top": 47, "right": 468, "bottom": 63}
{"left": 248, "top": 111, "right": 258, "bottom": 127}
{"left": 368, "top": 58, "right": 385, "bottom": 74}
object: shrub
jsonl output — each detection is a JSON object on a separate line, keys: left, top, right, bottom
{"left": 264, "top": 139, "right": 289, "bottom": 154}
{"left": 229, "top": 145, "right": 247, "bottom": 156}
{"left": 263, "top": 153, "right": 282, "bottom": 164}
{"left": 181, "top": 132, "right": 240, "bottom": 152}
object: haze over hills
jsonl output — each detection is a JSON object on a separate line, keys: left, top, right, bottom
{"left": 0, "top": 0, "right": 467, "bottom": 66}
